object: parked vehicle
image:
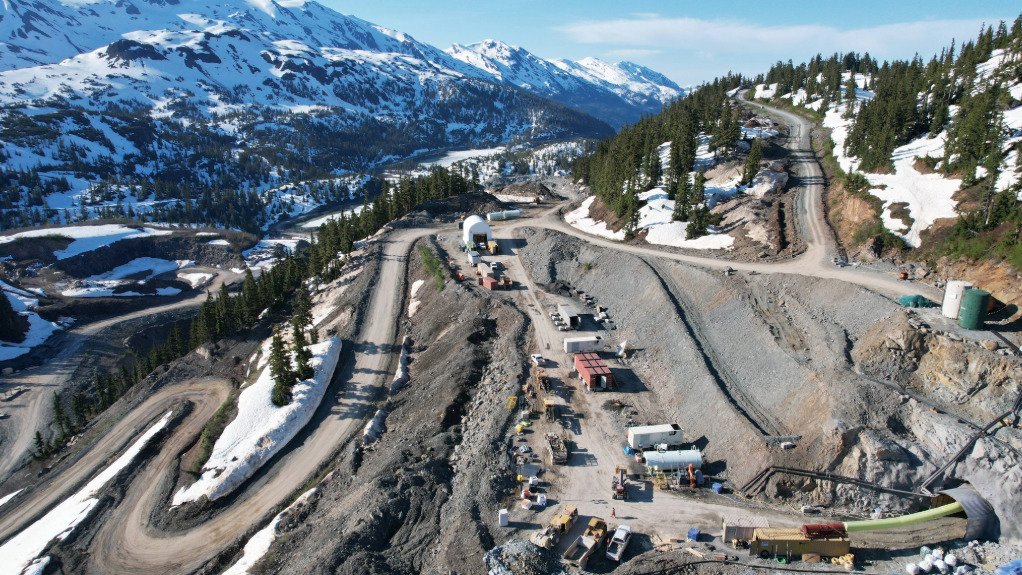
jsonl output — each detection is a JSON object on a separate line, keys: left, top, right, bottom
{"left": 606, "top": 525, "right": 633, "bottom": 562}
{"left": 530, "top": 354, "right": 545, "bottom": 366}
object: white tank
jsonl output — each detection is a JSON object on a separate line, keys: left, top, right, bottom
{"left": 942, "top": 280, "right": 974, "bottom": 319}
{"left": 642, "top": 449, "right": 703, "bottom": 471}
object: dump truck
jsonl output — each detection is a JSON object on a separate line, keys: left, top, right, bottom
{"left": 562, "top": 518, "right": 607, "bottom": 569}
{"left": 546, "top": 432, "right": 568, "bottom": 464}
{"left": 606, "top": 525, "right": 632, "bottom": 562}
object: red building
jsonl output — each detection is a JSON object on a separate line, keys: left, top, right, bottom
{"left": 574, "top": 352, "right": 615, "bottom": 391}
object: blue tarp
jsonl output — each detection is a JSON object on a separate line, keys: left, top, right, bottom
{"left": 996, "top": 560, "right": 1022, "bottom": 575}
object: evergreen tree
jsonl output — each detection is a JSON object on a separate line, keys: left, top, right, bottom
{"left": 743, "top": 139, "right": 764, "bottom": 185}
{"left": 34, "top": 430, "right": 48, "bottom": 458}
{"left": 269, "top": 329, "right": 295, "bottom": 406}
{"left": 0, "top": 290, "right": 27, "bottom": 343}
{"left": 672, "top": 174, "right": 691, "bottom": 222}
{"left": 292, "top": 320, "right": 314, "bottom": 381}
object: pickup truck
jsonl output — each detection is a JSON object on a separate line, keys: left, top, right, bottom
{"left": 606, "top": 525, "right": 632, "bottom": 562}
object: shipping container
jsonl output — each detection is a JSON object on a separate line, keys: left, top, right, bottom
{"left": 574, "top": 352, "right": 615, "bottom": 390}
{"left": 482, "top": 275, "right": 499, "bottom": 290}
{"left": 748, "top": 528, "right": 850, "bottom": 560}
{"left": 563, "top": 335, "right": 602, "bottom": 353}
{"left": 627, "top": 424, "right": 683, "bottom": 450}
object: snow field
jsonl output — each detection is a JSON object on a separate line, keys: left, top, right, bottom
{"left": 0, "top": 224, "right": 173, "bottom": 260}
{"left": 824, "top": 105, "right": 960, "bottom": 247}
{"left": 0, "top": 411, "right": 174, "bottom": 574}
{"left": 1, "top": 283, "right": 60, "bottom": 361}
{"left": 171, "top": 337, "right": 343, "bottom": 505}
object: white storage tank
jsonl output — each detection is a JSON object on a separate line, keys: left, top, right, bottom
{"left": 642, "top": 449, "right": 703, "bottom": 471}
{"left": 942, "top": 280, "right": 973, "bottom": 319}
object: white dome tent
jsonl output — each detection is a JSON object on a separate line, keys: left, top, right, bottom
{"left": 462, "top": 215, "right": 492, "bottom": 250}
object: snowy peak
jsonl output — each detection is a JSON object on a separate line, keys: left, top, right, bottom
{"left": 446, "top": 40, "right": 683, "bottom": 127}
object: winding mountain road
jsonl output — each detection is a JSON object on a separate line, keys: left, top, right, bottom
{"left": 0, "top": 99, "right": 945, "bottom": 574}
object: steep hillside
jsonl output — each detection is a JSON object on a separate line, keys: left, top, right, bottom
{"left": 751, "top": 18, "right": 1022, "bottom": 272}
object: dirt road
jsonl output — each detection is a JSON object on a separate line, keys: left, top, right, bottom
{"left": 0, "top": 228, "right": 427, "bottom": 573}
{"left": 0, "top": 270, "right": 242, "bottom": 484}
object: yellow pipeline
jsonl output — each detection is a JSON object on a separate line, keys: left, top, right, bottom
{"left": 844, "top": 502, "right": 964, "bottom": 533}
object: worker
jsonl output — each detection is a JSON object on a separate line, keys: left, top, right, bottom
{"left": 611, "top": 507, "right": 616, "bottom": 518}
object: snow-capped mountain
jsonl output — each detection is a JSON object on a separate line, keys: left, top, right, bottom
{"left": 447, "top": 39, "right": 684, "bottom": 127}
{"left": 0, "top": 0, "right": 683, "bottom": 232}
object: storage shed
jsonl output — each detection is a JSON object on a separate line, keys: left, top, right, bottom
{"left": 574, "top": 352, "right": 614, "bottom": 390}
{"left": 462, "top": 215, "right": 492, "bottom": 249}
{"left": 557, "top": 303, "right": 581, "bottom": 328}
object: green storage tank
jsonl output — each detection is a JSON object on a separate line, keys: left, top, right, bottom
{"left": 958, "top": 288, "right": 990, "bottom": 330}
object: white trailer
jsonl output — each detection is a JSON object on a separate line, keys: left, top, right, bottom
{"left": 563, "top": 336, "right": 602, "bottom": 354}
{"left": 627, "top": 424, "right": 683, "bottom": 450}
{"left": 467, "top": 250, "right": 481, "bottom": 265}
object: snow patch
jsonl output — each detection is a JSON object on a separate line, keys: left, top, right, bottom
{"left": 564, "top": 197, "right": 625, "bottom": 241}
{"left": 221, "top": 487, "right": 317, "bottom": 575}
{"left": 172, "top": 337, "right": 342, "bottom": 505}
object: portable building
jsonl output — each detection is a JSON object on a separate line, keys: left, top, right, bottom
{"left": 462, "top": 215, "right": 492, "bottom": 249}
{"left": 467, "top": 250, "right": 481, "bottom": 265}
{"left": 748, "top": 528, "right": 850, "bottom": 560}
{"left": 941, "top": 280, "right": 974, "bottom": 319}
{"left": 627, "top": 424, "right": 683, "bottom": 450}
{"left": 563, "top": 335, "right": 602, "bottom": 353}
{"left": 557, "top": 303, "right": 582, "bottom": 328}
{"left": 574, "top": 352, "right": 615, "bottom": 390}
{"left": 641, "top": 449, "right": 703, "bottom": 472}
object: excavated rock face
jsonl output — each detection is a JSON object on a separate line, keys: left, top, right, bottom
{"left": 854, "top": 310, "right": 1022, "bottom": 544}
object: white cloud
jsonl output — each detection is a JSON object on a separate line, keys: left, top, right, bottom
{"left": 605, "top": 48, "right": 662, "bottom": 59}
{"left": 558, "top": 16, "right": 995, "bottom": 60}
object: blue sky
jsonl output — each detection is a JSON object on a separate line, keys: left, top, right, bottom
{"left": 321, "top": 1, "right": 1021, "bottom": 86}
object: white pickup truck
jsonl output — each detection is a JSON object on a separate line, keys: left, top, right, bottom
{"left": 606, "top": 525, "right": 632, "bottom": 562}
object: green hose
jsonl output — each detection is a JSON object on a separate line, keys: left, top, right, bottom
{"left": 844, "top": 502, "right": 964, "bottom": 533}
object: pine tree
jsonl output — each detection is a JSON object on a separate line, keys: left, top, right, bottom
{"left": 743, "top": 139, "right": 764, "bottom": 185}
{"left": 292, "top": 320, "right": 314, "bottom": 381}
{"left": 672, "top": 174, "right": 691, "bottom": 222}
{"left": 0, "top": 290, "right": 27, "bottom": 343}
{"left": 269, "top": 329, "right": 295, "bottom": 406}
{"left": 34, "top": 431, "right": 48, "bottom": 458}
